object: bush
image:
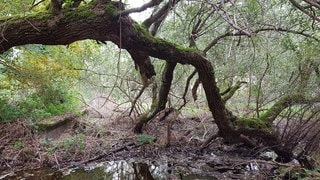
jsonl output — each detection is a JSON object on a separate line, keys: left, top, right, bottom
{"left": 0, "top": 90, "right": 79, "bottom": 123}
{"left": 0, "top": 98, "right": 22, "bottom": 122}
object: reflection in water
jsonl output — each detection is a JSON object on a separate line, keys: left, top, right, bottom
{"left": 0, "top": 168, "right": 63, "bottom": 180}
{"left": 132, "top": 163, "right": 155, "bottom": 180}
{"left": 63, "top": 167, "right": 113, "bottom": 180}
{"left": 0, "top": 160, "right": 214, "bottom": 180}
{"left": 64, "top": 161, "right": 180, "bottom": 180}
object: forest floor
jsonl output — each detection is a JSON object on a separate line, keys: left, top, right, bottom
{"left": 0, "top": 108, "right": 316, "bottom": 179}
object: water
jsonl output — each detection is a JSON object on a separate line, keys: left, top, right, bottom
{"left": 0, "top": 160, "right": 215, "bottom": 180}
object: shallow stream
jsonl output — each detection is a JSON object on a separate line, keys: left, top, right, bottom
{"left": 0, "top": 160, "right": 215, "bottom": 180}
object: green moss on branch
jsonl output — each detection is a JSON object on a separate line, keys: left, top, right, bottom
{"left": 62, "top": 7, "right": 96, "bottom": 22}
{"left": 236, "top": 117, "right": 271, "bottom": 130}
{"left": 260, "top": 94, "right": 306, "bottom": 123}
{"left": 222, "top": 81, "right": 246, "bottom": 103}
{"left": 132, "top": 22, "right": 197, "bottom": 54}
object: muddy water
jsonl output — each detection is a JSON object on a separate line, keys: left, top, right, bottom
{"left": 0, "top": 160, "right": 214, "bottom": 180}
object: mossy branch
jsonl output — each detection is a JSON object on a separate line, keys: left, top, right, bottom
{"left": 261, "top": 94, "right": 320, "bottom": 123}
{"left": 236, "top": 117, "right": 271, "bottom": 130}
{"left": 222, "top": 81, "right": 247, "bottom": 103}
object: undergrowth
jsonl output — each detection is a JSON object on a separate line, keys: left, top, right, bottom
{"left": 0, "top": 90, "right": 79, "bottom": 123}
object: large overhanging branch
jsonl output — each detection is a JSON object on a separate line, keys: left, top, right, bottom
{"left": 0, "top": 1, "right": 116, "bottom": 53}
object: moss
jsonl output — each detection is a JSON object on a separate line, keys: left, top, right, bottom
{"left": 138, "top": 112, "right": 149, "bottom": 123}
{"left": 133, "top": 22, "right": 153, "bottom": 39}
{"left": 104, "top": 4, "right": 117, "bottom": 16}
{"left": 0, "top": 11, "right": 52, "bottom": 24}
{"left": 157, "top": 38, "right": 197, "bottom": 52}
{"left": 259, "top": 94, "right": 303, "bottom": 122}
{"left": 237, "top": 117, "right": 271, "bottom": 130}
{"left": 60, "top": 1, "right": 118, "bottom": 22}
{"left": 36, "top": 118, "right": 68, "bottom": 131}
{"left": 1, "top": 7, "right": 91, "bottom": 27}
{"left": 29, "top": 11, "right": 53, "bottom": 20}
{"left": 132, "top": 22, "right": 197, "bottom": 53}
{"left": 150, "top": 99, "right": 158, "bottom": 110}
{"left": 0, "top": 0, "right": 116, "bottom": 25}
{"left": 259, "top": 96, "right": 289, "bottom": 121}
{"left": 61, "top": 6, "right": 95, "bottom": 23}
{"left": 136, "top": 134, "right": 156, "bottom": 145}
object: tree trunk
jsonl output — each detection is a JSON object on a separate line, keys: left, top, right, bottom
{"left": 134, "top": 62, "right": 176, "bottom": 133}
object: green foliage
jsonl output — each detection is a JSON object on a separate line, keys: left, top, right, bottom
{"left": 0, "top": 90, "right": 79, "bottom": 122}
{"left": 0, "top": 97, "right": 22, "bottom": 122}
{"left": 45, "top": 134, "right": 86, "bottom": 154}
{"left": 136, "top": 134, "right": 156, "bottom": 145}
{"left": 281, "top": 35, "right": 297, "bottom": 51}
{"left": 61, "top": 134, "right": 85, "bottom": 151}
{"left": 0, "top": 0, "right": 34, "bottom": 16}
{"left": 0, "top": 44, "right": 81, "bottom": 123}
{"left": 11, "top": 140, "right": 24, "bottom": 149}
{"left": 237, "top": 118, "right": 271, "bottom": 129}
{"left": 183, "top": 107, "right": 203, "bottom": 116}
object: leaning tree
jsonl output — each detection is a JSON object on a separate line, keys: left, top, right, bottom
{"left": 1, "top": 0, "right": 319, "bottom": 166}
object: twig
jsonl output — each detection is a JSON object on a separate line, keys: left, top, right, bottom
{"left": 76, "top": 93, "right": 105, "bottom": 118}
{"left": 29, "top": 0, "right": 45, "bottom": 10}
{"left": 129, "top": 85, "right": 147, "bottom": 116}
{"left": 178, "top": 69, "right": 197, "bottom": 111}
{"left": 26, "top": 20, "right": 41, "bottom": 32}
{"left": 228, "top": 158, "right": 299, "bottom": 168}
{"left": 116, "top": 0, "right": 164, "bottom": 17}
{"left": 143, "top": 0, "right": 181, "bottom": 29}
{"left": 191, "top": 78, "right": 200, "bottom": 102}
{"left": 203, "top": 27, "right": 320, "bottom": 54}
{"left": 0, "top": 22, "right": 9, "bottom": 43}
{"left": 207, "top": 1, "right": 252, "bottom": 36}
{"left": 255, "top": 60, "right": 270, "bottom": 118}
{"left": 64, "top": 142, "right": 138, "bottom": 169}
{"left": 289, "top": 0, "right": 320, "bottom": 23}
{"left": 54, "top": 153, "right": 61, "bottom": 170}
{"left": 199, "top": 133, "right": 219, "bottom": 151}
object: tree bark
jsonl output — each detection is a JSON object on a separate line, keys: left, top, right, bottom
{"left": 133, "top": 62, "right": 176, "bottom": 133}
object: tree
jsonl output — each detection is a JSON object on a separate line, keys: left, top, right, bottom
{"left": 0, "top": 0, "right": 319, "bottom": 165}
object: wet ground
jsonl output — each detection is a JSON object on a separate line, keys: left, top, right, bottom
{"left": 0, "top": 110, "right": 312, "bottom": 179}
{"left": 1, "top": 160, "right": 217, "bottom": 179}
